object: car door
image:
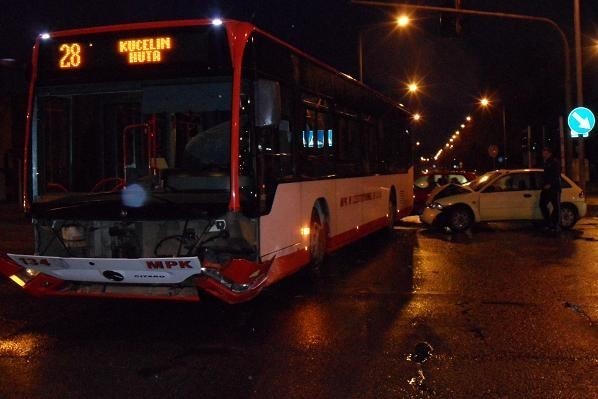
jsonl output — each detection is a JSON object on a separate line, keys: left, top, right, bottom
{"left": 478, "top": 173, "right": 535, "bottom": 220}
{"left": 509, "top": 173, "right": 538, "bottom": 219}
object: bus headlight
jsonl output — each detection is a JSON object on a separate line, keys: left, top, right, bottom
{"left": 26, "top": 268, "right": 40, "bottom": 278}
{"left": 9, "top": 268, "right": 40, "bottom": 287}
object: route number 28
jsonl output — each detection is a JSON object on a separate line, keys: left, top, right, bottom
{"left": 59, "top": 43, "right": 82, "bottom": 69}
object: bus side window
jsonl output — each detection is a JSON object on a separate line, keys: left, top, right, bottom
{"left": 363, "top": 122, "right": 376, "bottom": 175}
{"left": 298, "top": 106, "right": 333, "bottom": 178}
{"left": 278, "top": 119, "right": 292, "bottom": 153}
{"left": 303, "top": 108, "right": 316, "bottom": 149}
{"left": 340, "top": 118, "right": 363, "bottom": 177}
{"left": 256, "top": 106, "right": 293, "bottom": 183}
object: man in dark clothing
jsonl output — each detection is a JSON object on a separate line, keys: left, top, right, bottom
{"left": 539, "top": 147, "right": 562, "bottom": 231}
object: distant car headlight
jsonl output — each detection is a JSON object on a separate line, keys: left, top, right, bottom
{"left": 428, "top": 202, "right": 444, "bottom": 210}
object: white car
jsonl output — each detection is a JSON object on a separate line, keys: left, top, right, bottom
{"left": 420, "top": 169, "right": 587, "bottom": 232}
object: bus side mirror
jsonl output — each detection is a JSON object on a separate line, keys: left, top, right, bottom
{"left": 254, "top": 79, "right": 281, "bottom": 127}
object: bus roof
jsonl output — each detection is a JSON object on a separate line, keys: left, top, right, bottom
{"left": 38, "top": 18, "right": 409, "bottom": 114}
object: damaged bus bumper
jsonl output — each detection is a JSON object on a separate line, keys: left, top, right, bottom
{"left": 0, "top": 254, "right": 271, "bottom": 304}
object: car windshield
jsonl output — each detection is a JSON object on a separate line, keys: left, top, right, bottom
{"left": 464, "top": 171, "right": 502, "bottom": 191}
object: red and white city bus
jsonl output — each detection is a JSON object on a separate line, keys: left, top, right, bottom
{"left": 0, "top": 19, "right": 413, "bottom": 303}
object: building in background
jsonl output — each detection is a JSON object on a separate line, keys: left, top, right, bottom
{"left": 0, "top": 58, "right": 27, "bottom": 202}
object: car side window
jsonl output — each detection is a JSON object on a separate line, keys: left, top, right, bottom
{"left": 510, "top": 173, "right": 530, "bottom": 191}
{"left": 530, "top": 172, "right": 543, "bottom": 190}
{"left": 485, "top": 175, "right": 513, "bottom": 192}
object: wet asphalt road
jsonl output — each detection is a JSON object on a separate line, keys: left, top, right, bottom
{"left": 0, "top": 208, "right": 597, "bottom": 398}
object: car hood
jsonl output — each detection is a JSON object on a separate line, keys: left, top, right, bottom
{"left": 427, "top": 183, "right": 474, "bottom": 204}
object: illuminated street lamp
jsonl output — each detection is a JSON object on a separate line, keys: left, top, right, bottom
{"left": 466, "top": 116, "right": 472, "bottom": 122}
{"left": 407, "top": 82, "right": 419, "bottom": 94}
{"left": 412, "top": 113, "right": 421, "bottom": 121}
{"left": 480, "top": 97, "right": 490, "bottom": 107}
{"left": 396, "top": 14, "right": 411, "bottom": 28}
{"left": 358, "top": 15, "right": 412, "bottom": 82}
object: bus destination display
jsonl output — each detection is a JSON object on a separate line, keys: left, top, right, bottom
{"left": 117, "top": 36, "right": 173, "bottom": 64}
{"left": 57, "top": 36, "right": 173, "bottom": 69}
{"left": 38, "top": 26, "right": 231, "bottom": 84}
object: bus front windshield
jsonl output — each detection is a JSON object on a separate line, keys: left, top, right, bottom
{"left": 33, "top": 81, "right": 232, "bottom": 202}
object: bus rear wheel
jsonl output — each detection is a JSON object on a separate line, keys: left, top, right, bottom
{"left": 387, "top": 194, "right": 397, "bottom": 232}
{"left": 309, "top": 207, "right": 327, "bottom": 269}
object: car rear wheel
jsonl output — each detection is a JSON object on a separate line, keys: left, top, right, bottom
{"left": 560, "top": 204, "right": 578, "bottom": 229}
{"left": 447, "top": 207, "right": 473, "bottom": 232}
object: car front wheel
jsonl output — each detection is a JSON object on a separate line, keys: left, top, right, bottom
{"left": 447, "top": 207, "right": 473, "bottom": 232}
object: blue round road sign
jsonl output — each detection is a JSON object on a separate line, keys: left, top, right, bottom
{"left": 567, "top": 107, "right": 595, "bottom": 138}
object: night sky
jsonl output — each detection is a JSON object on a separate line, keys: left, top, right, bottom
{"left": 1, "top": 0, "right": 597, "bottom": 169}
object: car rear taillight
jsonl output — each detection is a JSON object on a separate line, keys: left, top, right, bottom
{"left": 579, "top": 190, "right": 585, "bottom": 199}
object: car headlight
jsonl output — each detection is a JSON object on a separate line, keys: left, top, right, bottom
{"left": 428, "top": 202, "right": 444, "bottom": 210}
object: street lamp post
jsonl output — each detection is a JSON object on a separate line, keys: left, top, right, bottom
{"left": 357, "top": 26, "right": 372, "bottom": 83}
{"left": 480, "top": 97, "right": 508, "bottom": 168}
{"left": 358, "top": 15, "right": 410, "bottom": 83}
